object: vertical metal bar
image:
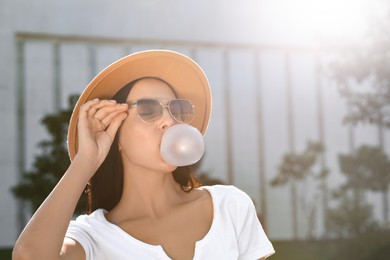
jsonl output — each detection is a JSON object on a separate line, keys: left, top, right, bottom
{"left": 254, "top": 51, "right": 268, "bottom": 230}
{"left": 88, "top": 44, "right": 97, "bottom": 81}
{"left": 344, "top": 83, "right": 362, "bottom": 227}
{"left": 189, "top": 48, "right": 197, "bottom": 62}
{"left": 122, "top": 46, "right": 132, "bottom": 57}
{"left": 377, "top": 124, "right": 388, "bottom": 222}
{"left": 348, "top": 121, "right": 355, "bottom": 152}
{"left": 53, "top": 42, "right": 61, "bottom": 111}
{"left": 345, "top": 85, "right": 355, "bottom": 153}
{"left": 286, "top": 53, "right": 296, "bottom": 153}
{"left": 16, "top": 39, "right": 26, "bottom": 232}
{"left": 223, "top": 50, "right": 234, "bottom": 185}
{"left": 378, "top": 125, "right": 384, "bottom": 148}
{"left": 285, "top": 52, "right": 298, "bottom": 239}
{"left": 315, "top": 56, "right": 328, "bottom": 238}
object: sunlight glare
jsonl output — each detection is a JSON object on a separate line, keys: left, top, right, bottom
{"left": 275, "top": 0, "right": 383, "bottom": 42}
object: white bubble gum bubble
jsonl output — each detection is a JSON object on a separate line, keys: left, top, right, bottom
{"left": 160, "top": 124, "right": 205, "bottom": 167}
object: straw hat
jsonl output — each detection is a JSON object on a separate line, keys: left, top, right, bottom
{"left": 67, "top": 50, "right": 212, "bottom": 160}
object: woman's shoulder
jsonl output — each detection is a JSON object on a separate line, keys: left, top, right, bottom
{"left": 201, "top": 184, "right": 248, "bottom": 195}
{"left": 200, "top": 185, "right": 253, "bottom": 204}
{"left": 200, "top": 184, "right": 233, "bottom": 190}
{"left": 72, "top": 208, "right": 107, "bottom": 226}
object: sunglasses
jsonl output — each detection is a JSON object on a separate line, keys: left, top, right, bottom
{"left": 130, "top": 98, "right": 195, "bottom": 124}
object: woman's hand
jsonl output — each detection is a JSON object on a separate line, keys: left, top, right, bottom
{"left": 12, "top": 99, "right": 129, "bottom": 260}
{"left": 76, "top": 99, "right": 128, "bottom": 165}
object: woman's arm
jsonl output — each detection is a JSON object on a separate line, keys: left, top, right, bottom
{"left": 13, "top": 156, "right": 97, "bottom": 260}
{"left": 12, "top": 100, "right": 128, "bottom": 260}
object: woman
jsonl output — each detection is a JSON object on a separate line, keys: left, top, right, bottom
{"left": 13, "top": 50, "right": 275, "bottom": 260}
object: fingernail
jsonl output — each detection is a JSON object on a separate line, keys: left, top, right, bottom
{"left": 110, "top": 100, "right": 117, "bottom": 103}
{"left": 120, "top": 103, "right": 128, "bottom": 106}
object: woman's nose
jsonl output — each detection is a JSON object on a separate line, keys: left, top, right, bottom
{"left": 159, "top": 107, "right": 176, "bottom": 130}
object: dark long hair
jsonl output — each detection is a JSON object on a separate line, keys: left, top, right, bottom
{"left": 86, "top": 78, "right": 201, "bottom": 213}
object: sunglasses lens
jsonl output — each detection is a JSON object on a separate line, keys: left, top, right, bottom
{"left": 169, "top": 100, "right": 194, "bottom": 123}
{"left": 136, "top": 99, "right": 162, "bottom": 122}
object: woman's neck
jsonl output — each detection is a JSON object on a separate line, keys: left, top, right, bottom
{"left": 107, "top": 161, "right": 186, "bottom": 222}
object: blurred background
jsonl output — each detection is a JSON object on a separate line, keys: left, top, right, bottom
{"left": 1, "top": 0, "right": 390, "bottom": 259}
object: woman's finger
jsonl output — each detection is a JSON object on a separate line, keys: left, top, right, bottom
{"left": 100, "top": 104, "right": 129, "bottom": 126}
{"left": 87, "top": 100, "right": 117, "bottom": 119}
{"left": 105, "top": 112, "right": 128, "bottom": 139}
{"left": 93, "top": 103, "right": 127, "bottom": 121}
{"left": 79, "top": 98, "right": 100, "bottom": 121}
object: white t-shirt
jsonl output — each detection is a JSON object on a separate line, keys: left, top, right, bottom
{"left": 66, "top": 185, "right": 275, "bottom": 259}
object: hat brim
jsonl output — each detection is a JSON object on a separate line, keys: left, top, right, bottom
{"left": 67, "top": 50, "right": 212, "bottom": 160}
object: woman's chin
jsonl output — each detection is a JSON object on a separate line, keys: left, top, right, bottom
{"left": 162, "top": 163, "right": 178, "bottom": 173}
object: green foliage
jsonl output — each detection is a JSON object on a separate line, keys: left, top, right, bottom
{"left": 11, "top": 95, "right": 88, "bottom": 215}
{"left": 271, "top": 141, "right": 324, "bottom": 186}
{"left": 326, "top": 145, "right": 390, "bottom": 238}
{"left": 271, "top": 230, "right": 390, "bottom": 260}
{"left": 339, "top": 145, "right": 390, "bottom": 192}
{"left": 270, "top": 141, "right": 324, "bottom": 239}
{"left": 326, "top": 191, "right": 375, "bottom": 238}
{"left": 329, "top": 14, "right": 390, "bottom": 128}
{"left": 328, "top": 11, "right": 390, "bottom": 235}
{"left": 271, "top": 240, "right": 340, "bottom": 260}
{"left": 332, "top": 229, "right": 390, "bottom": 260}
{"left": 0, "top": 248, "right": 12, "bottom": 260}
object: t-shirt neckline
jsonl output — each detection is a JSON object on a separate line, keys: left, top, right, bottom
{"left": 94, "top": 185, "right": 218, "bottom": 258}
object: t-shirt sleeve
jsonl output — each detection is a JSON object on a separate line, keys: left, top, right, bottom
{"left": 65, "top": 217, "right": 96, "bottom": 260}
{"left": 234, "top": 188, "right": 275, "bottom": 259}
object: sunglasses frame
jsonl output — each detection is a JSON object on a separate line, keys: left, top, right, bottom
{"left": 130, "top": 98, "right": 195, "bottom": 124}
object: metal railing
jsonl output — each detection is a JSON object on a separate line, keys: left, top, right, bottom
{"left": 15, "top": 32, "right": 331, "bottom": 239}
